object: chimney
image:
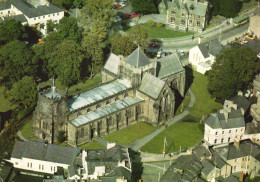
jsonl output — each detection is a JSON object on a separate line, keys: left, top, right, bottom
{"left": 234, "top": 138, "right": 240, "bottom": 149}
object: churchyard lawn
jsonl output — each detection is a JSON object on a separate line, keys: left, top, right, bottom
{"left": 104, "top": 121, "right": 156, "bottom": 145}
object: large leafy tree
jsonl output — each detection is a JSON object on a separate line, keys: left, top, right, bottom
{"left": 209, "top": 0, "right": 242, "bottom": 18}
{"left": 49, "top": 40, "right": 84, "bottom": 86}
{"left": 207, "top": 46, "right": 260, "bottom": 102}
{"left": 0, "top": 40, "right": 36, "bottom": 85}
{"left": 81, "top": 0, "right": 115, "bottom": 77}
{"left": 0, "top": 19, "right": 28, "bottom": 45}
{"left": 10, "top": 76, "right": 38, "bottom": 108}
{"left": 56, "top": 17, "right": 83, "bottom": 43}
{"left": 129, "top": 25, "right": 149, "bottom": 49}
{"left": 132, "top": 0, "right": 158, "bottom": 14}
{"left": 111, "top": 33, "right": 137, "bottom": 56}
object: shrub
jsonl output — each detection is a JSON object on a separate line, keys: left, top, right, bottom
{"left": 146, "top": 20, "right": 156, "bottom": 27}
{"left": 156, "top": 23, "right": 165, "bottom": 28}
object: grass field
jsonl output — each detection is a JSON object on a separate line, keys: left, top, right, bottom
{"left": 78, "top": 142, "right": 105, "bottom": 150}
{"left": 175, "top": 93, "right": 190, "bottom": 115}
{"left": 0, "top": 85, "right": 14, "bottom": 112}
{"left": 104, "top": 121, "right": 156, "bottom": 145}
{"left": 141, "top": 116, "right": 203, "bottom": 154}
{"left": 18, "top": 114, "right": 38, "bottom": 141}
{"left": 126, "top": 23, "right": 192, "bottom": 39}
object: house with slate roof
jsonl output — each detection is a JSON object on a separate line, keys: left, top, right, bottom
{"left": 0, "top": 0, "right": 64, "bottom": 35}
{"left": 159, "top": 0, "right": 211, "bottom": 32}
{"left": 33, "top": 47, "right": 185, "bottom": 146}
{"left": 189, "top": 39, "right": 223, "bottom": 74}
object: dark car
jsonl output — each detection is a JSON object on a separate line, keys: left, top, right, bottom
{"left": 149, "top": 43, "right": 159, "bottom": 47}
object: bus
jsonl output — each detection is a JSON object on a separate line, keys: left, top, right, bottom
{"left": 234, "top": 15, "right": 249, "bottom": 27}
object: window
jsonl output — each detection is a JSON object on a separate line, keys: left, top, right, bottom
{"left": 15, "top": 162, "right": 18, "bottom": 165}
{"left": 43, "top": 16, "right": 45, "bottom": 18}
{"left": 38, "top": 17, "right": 40, "bottom": 19}
{"left": 170, "top": 17, "right": 175, "bottom": 23}
{"left": 171, "top": 11, "right": 175, "bottom": 14}
{"left": 51, "top": 166, "right": 52, "bottom": 171}
{"left": 215, "top": 132, "right": 218, "bottom": 135}
{"left": 57, "top": 13, "right": 59, "bottom": 15}
{"left": 214, "top": 139, "right": 217, "bottom": 144}
{"left": 197, "top": 21, "right": 200, "bottom": 26}
{"left": 236, "top": 129, "right": 238, "bottom": 132}
{"left": 48, "top": 15, "right": 50, "bottom": 17}
{"left": 27, "top": 163, "right": 29, "bottom": 167}
{"left": 221, "top": 138, "right": 224, "bottom": 143}
{"left": 234, "top": 166, "right": 236, "bottom": 171}
{"left": 248, "top": 156, "right": 250, "bottom": 161}
{"left": 106, "top": 100, "right": 110, "bottom": 105}
{"left": 241, "top": 128, "right": 243, "bottom": 132}
{"left": 30, "top": 163, "right": 32, "bottom": 168}
{"left": 42, "top": 165, "right": 44, "bottom": 170}
{"left": 34, "top": 18, "right": 36, "bottom": 20}
{"left": 228, "top": 137, "right": 231, "bottom": 142}
{"left": 222, "top": 131, "right": 224, "bottom": 134}
{"left": 229, "top": 130, "right": 231, "bottom": 133}
{"left": 39, "top": 164, "right": 41, "bottom": 169}
{"left": 81, "top": 127, "right": 84, "bottom": 137}
{"left": 53, "top": 14, "right": 55, "bottom": 16}
{"left": 235, "top": 159, "right": 237, "bottom": 162}
{"left": 54, "top": 167, "right": 56, "bottom": 171}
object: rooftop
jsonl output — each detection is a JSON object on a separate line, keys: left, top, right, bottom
{"left": 198, "top": 39, "right": 223, "bottom": 58}
{"left": 70, "top": 96, "right": 143, "bottom": 127}
{"left": 11, "top": 141, "right": 81, "bottom": 165}
{"left": 125, "top": 47, "right": 151, "bottom": 68}
{"left": 67, "top": 79, "right": 131, "bottom": 112}
{"left": 103, "top": 53, "right": 122, "bottom": 75}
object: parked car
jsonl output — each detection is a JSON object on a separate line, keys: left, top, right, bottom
{"left": 149, "top": 43, "right": 159, "bottom": 47}
{"left": 125, "top": 13, "right": 139, "bottom": 18}
{"left": 115, "top": 4, "right": 123, "bottom": 9}
{"left": 119, "top": 1, "right": 128, "bottom": 6}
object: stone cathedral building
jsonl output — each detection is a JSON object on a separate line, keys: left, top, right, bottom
{"left": 159, "top": 0, "right": 211, "bottom": 32}
{"left": 32, "top": 47, "right": 186, "bottom": 146}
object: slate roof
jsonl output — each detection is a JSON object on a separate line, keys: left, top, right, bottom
{"left": 67, "top": 79, "right": 131, "bottom": 112}
{"left": 4, "top": 14, "right": 27, "bottom": 23}
{"left": 192, "top": 145, "right": 212, "bottom": 159}
{"left": 105, "top": 166, "right": 132, "bottom": 180}
{"left": 11, "top": 141, "right": 81, "bottom": 165}
{"left": 205, "top": 109, "right": 245, "bottom": 129}
{"left": 0, "top": 1, "right": 11, "bottom": 11}
{"left": 198, "top": 39, "right": 223, "bottom": 58}
{"left": 125, "top": 47, "right": 151, "bottom": 68}
{"left": 200, "top": 159, "right": 215, "bottom": 176}
{"left": 0, "top": 0, "right": 63, "bottom": 18}
{"left": 222, "top": 175, "right": 240, "bottom": 182}
{"left": 186, "top": 0, "right": 208, "bottom": 16}
{"left": 157, "top": 52, "right": 184, "bottom": 79}
{"left": 139, "top": 73, "right": 166, "bottom": 99}
{"left": 103, "top": 53, "right": 121, "bottom": 75}
{"left": 230, "top": 95, "right": 251, "bottom": 112}
{"left": 160, "top": 155, "right": 203, "bottom": 182}
{"left": 213, "top": 140, "right": 260, "bottom": 161}
{"left": 0, "top": 161, "right": 12, "bottom": 182}
{"left": 70, "top": 96, "right": 143, "bottom": 127}
{"left": 245, "top": 122, "right": 260, "bottom": 134}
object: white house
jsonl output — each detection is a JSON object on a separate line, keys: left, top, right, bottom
{"left": 189, "top": 39, "right": 223, "bottom": 74}
{"left": 7, "top": 141, "right": 81, "bottom": 179}
{"left": 0, "top": 0, "right": 64, "bottom": 35}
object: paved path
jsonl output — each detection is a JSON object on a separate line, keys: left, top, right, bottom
{"left": 128, "top": 89, "right": 195, "bottom": 151}
{"left": 17, "top": 131, "right": 28, "bottom": 141}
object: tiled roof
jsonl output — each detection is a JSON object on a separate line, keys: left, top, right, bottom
{"left": 125, "top": 47, "right": 151, "bottom": 68}
{"left": 139, "top": 73, "right": 165, "bottom": 99}
{"left": 103, "top": 53, "right": 121, "bottom": 75}
{"left": 198, "top": 39, "right": 223, "bottom": 58}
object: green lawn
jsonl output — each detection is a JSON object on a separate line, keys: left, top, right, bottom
{"left": 141, "top": 116, "right": 203, "bottom": 154}
{"left": 104, "top": 121, "right": 156, "bottom": 145}
{"left": 0, "top": 85, "right": 14, "bottom": 112}
{"left": 78, "top": 142, "right": 105, "bottom": 150}
{"left": 189, "top": 69, "right": 222, "bottom": 118}
{"left": 18, "top": 114, "right": 38, "bottom": 141}
{"left": 175, "top": 93, "right": 190, "bottom": 115}
{"left": 240, "top": 0, "right": 258, "bottom": 13}
{"left": 126, "top": 23, "right": 192, "bottom": 39}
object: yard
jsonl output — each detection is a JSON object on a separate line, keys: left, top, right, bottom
{"left": 126, "top": 22, "right": 192, "bottom": 39}
{"left": 18, "top": 114, "right": 38, "bottom": 141}
{"left": 104, "top": 121, "right": 156, "bottom": 145}
{"left": 141, "top": 116, "right": 203, "bottom": 154}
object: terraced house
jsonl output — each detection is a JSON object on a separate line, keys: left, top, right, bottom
{"left": 159, "top": 0, "right": 211, "bottom": 32}
{"left": 32, "top": 47, "right": 186, "bottom": 146}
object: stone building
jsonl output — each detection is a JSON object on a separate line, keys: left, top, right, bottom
{"left": 33, "top": 47, "right": 185, "bottom": 146}
{"left": 159, "top": 0, "right": 211, "bottom": 32}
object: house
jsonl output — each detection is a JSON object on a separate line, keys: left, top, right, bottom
{"left": 249, "top": 8, "right": 260, "bottom": 40}
{"left": 158, "top": 0, "right": 211, "bottom": 32}
{"left": 7, "top": 141, "right": 81, "bottom": 179}
{"left": 188, "top": 39, "right": 223, "bottom": 74}
{"left": 32, "top": 47, "right": 186, "bottom": 146}
{"left": 0, "top": 0, "right": 64, "bottom": 35}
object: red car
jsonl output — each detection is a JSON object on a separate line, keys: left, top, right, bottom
{"left": 125, "top": 13, "right": 139, "bottom": 18}
{"left": 149, "top": 43, "right": 159, "bottom": 47}
{"left": 115, "top": 4, "right": 123, "bottom": 9}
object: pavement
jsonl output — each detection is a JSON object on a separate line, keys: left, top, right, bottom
{"left": 17, "top": 131, "right": 28, "bottom": 141}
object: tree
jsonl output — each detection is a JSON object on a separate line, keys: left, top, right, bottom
{"left": 56, "top": 17, "right": 83, "bottom": 43}
{"left": 110, "top": 33, "right": 137, "bottom": 56}
{"left": 47, "top": 20, "right": 55, "bottom": 33}
{"left": 0, "top": 40, "right": 36, "bottom": 85}
{"left": 132, "top": 0, "right": 157, "bottom": 14}
{"left": 49, "top": 0, "right": 74, "bottom": 9}
{"left": 129, "top": 25, "right": 149, "bottom": 49}
{"left": 209, "top": 0, "right": 242, "bottom": 18}
{"left": 207, "top": 46, "right": 260, "bottom": 102}
{"left": 49, "top": 40, "right": 84, "bottom": 86}
{"left": 10, "top": 76, "right": 37, "bottom": 108}
{"left": 0, "top": 19, "right": 28, "bottom": 45}
{"left": 57, "top": 130, "right": 66, "bottom": 143}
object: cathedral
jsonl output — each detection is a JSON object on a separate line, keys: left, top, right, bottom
{"left": 32, "top": 47, "right": 186, "bottom": 146}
